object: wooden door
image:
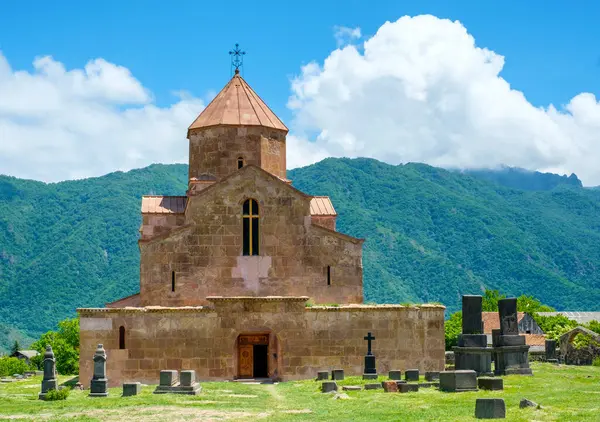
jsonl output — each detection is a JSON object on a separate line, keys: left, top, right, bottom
{"left": 238, "top": 345, "right": 254, "bottom": 378}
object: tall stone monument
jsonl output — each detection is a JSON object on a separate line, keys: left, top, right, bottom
{"left": 493, "top": 298, "right": 532, "bottom": 375}
{"left": 89, "top": 344, "right": 109, "bottom": 397}
{"left": 453, "top": 295, "right": 492, "bottom": 375}
{"left": 362, "top": 332, "right": 378, "bottom": 380}
{"left": 39, "top": 345, "right": 58, "bottom": 400}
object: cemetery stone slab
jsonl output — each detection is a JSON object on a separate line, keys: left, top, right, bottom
{"left": 475, "top": 398, "right": 506, "bottom": 419}
{"left": 123, "top": 382, "right": 142, "bottom": 397}
{"left": 519, "top": 399, "right": 539, "bottom": 409}
{"left": 382, "top": 381, "right": 398, "bottom": 392}
{"left": 478, "top": 377, "right": 504, "bottom": 391}
{"left": 405, "top": 369, "right": 419, "bottom": 382}
{"left": 89, "top": 344, "right": 108, "bottom": 397}
{"left": 160, "top": 370, "right": 179, "bottom": 387}
{"left": 342, "top": 385, "right": 361, "bottom": 391}
{"left": 498, "top": 298, "right": 519, "bottom": 335}
{"left": 364, "top": 383, "right": 382, "bottom": 390}
{"left": 39, "top": 345, "right": 58, "bottom": 400}
{"left": 439, "top": 370, "right": 478, "bottom": 392}
{"left": 545, "top": 339, "right": 557, "bottom": 361}
{"left": 321, "top": 381, "right": 338, "bottom": 393}
{"left": 398, "top": 383, "right": 419, "bottom": 393}
{"left": 462, "top": 295, "right": 484, "bottom": 334}
{"left": 316, "top": 371, "right": 329, "bottom": 381}
{"left": 180, "top": 370, "right": 196, "bottom": 387}
{"left": 388, "top": 370, "right": 402, "bottom": 380}
{"left": 425, "top": 371, "right": 440, "bottom": 381}
{"left": 331, "top": 369, "right": 344, "bottom": 381}
{"left": 418, "top": 382, "right": 439, "bottom": 388}
{"left": 362, "top": 373, "right": 378, "bottom": 380}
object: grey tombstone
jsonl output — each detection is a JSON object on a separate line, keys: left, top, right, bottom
{"left": 160, "top": 370, "right": 179, "bottom": 386}
{"left": 123, "top": 382, "right": 141, "bottom": 397}
{"left": 331, "top": 369, "right": 344, "bottom": 381}
{"left": 363, "top": 332, "right": 377, "bottom": 378}
{"left": 405, "top": 369, "right": 419, "bottom": 382}
{"left": 342, "top": 385, "right": 361, "bottom": 391}
{"left": 418, "top": 382, "right": 439, "bottom": 388}
{"left": 316, "top": 371, "right": 329, "bottom": 381}
{"left": 362, "top": 373, "right": 378, "bottom": 380}
{"left": 154, "top": 370, "right": 201, "bottom": 395}
{"left": 478, "top": 377, "right": 503, "bottom": 391}
{"left": 364, "top": 383, "right": 382, "bottom": 390}
{"left": 89, "top": 344, "right": 109, "bottom": 397}
{"left": 398, "top": 383, "right": 419, "bottom": 393}
{"left": 454, "top": 295, "right": 493, "bottom": 376}
{"left": 388, "top": 370, "right": 402, "bottom": 380}
{"left": 180, "top": 370, "right": 195, "bottom": 387}
{"left": 519, "top": 398, "right": 539, "bottom": 409}
{"left": 494, "top": 298, "right": 532, "bottom": 375}
{"left": 425, "top": 371, "right": 440, "bottom": 381}
{"left": 38, "top": 345, "right": 58, "bottom": 400}
{"left": 321, "top": 381, "right": 337, "bottom": 393}
{"left": 475, "top": 398, "right": 506, "bottom": 419}
{"left": 545, "top": 339, "right": 557, "bottom": 361}
{"left": 439, "top": 370, "right": 478, "bottom": 392}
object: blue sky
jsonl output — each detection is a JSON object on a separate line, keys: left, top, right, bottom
{"left": 1, "top": 1, "right": 600, "bottom": 183}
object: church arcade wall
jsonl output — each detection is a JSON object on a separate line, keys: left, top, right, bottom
{"left": 78, "top": 301, "right": 445, "bottom": 387}
{"left": 139, "top": 166, "right": 363, "bottom": 307}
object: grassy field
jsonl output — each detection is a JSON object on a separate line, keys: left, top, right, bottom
{"left": 0, "top": 363, "right": 599, "bottom": 421}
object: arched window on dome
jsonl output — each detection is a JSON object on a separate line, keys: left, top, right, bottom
{"left": 242, "top": 199, "right": 259, "bottom": 256}
{"left": 237, "top": 157, "right": 244, "bottom": 169}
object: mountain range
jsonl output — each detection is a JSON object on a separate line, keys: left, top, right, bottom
{"left": 1, "top": 158, "right": 599, "bottom": 351}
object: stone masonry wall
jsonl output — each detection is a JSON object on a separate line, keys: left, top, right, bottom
{"left": 139, "top": 166, "right": 363, "bottom": 306}
{"left": 188, "top": 126, "right": 287, "bottom": 182}
{"left": 78, "top": 301, "right": 445, "bottom": 388}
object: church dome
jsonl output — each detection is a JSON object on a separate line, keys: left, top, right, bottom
{"left": 188, "top": 71, "right": 288, "bottom": 133}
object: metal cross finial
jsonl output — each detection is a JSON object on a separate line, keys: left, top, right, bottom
{"left": 229, "top": 43, "right": 246, "bottom": 75}
{"left": 364, "top": 332, "right": 376, "bottom": 356}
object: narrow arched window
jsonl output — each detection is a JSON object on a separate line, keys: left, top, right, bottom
{"left": 242, "top": 199, "right": 259, "bottom": 256}
{"left": 119, "top": 326, "right": 126, "bottom": 349}
{"left": 327, "top": 266, "right": 331, "bottom": 286}
{"left": 171, "top": 271, "right": 175, "bottom": 292}
{"left": 237, "top": 157, "right": 244, "bottom": 169}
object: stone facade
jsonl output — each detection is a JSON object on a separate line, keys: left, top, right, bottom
{"left": 79, "top": 299, "right": 445, "bottom": 387}
{"left": 78, "top": 70, "right": 446, "bottom": 387}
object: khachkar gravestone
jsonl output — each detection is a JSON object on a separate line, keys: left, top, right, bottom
{"left": 493, "top": 298, "right": 532, "bottom": 375}
{"left": 362, "top": 332, "right": 378, "bottom": 380}
{"left": 38, "top": 345, "right": 58, "bottom": 400}
{"left": 89, "top": 344, "right": 109, "bottom": 397}
{"left": 453, "top": 295, "right": 493, "bottom": 376}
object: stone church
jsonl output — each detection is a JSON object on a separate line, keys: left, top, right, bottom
{"left": 78, "top": 69, "right": 444, "bottom": 386}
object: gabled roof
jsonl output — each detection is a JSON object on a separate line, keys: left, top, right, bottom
{"left": 11, "top": 350, "right": 39, "bottom": 359}
{"left": 141, "top": 196, "right": 187, "bottom": 214}
{"left": 537, "top": 312, "right": 600, "bottom": 324}
{"left": 188, "top": 72, "right": 288, "bottom": 132}
{"left": 310, "top": 196, "right": 337, "bottom": 216}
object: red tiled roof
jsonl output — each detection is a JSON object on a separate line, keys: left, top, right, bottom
{"left": 525, "top": 334, "right": 546, "bottom": 347}
{"left": 310, "top": 196, "right": 337, "bottom": 216}
{"left": 482, "top": 312, "right": 526, "bottom": 334}
{"left": 141, "top": 196, "right": 187, "bottom": 214}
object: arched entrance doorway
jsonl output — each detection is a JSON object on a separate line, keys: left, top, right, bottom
{"left": 236, "top": 332, "right": 279, "bottom": 379}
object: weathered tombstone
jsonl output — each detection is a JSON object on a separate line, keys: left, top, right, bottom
{"left": 405, "top": 369, "right": 419, "bottom": 382}
{"left": 89, "top": 344, "right": 109, "bottom": 397}
{"left": 418, "top": 382, "right": 438, "bottom": 388}
{"left": 321, "top": 381, "right": 337, "bottom": 393}
{"left": 475, "top": 398, "right": 506, "bottom": 419}
{"left": 398, "top": 383, "right": 419, "bottom": 393}
{"left": 494, "top": 298, "right": 532, "bottom": 375}
{"left": 38, "top": 345, "right": 58, "bottom": 400}
{"left": 477, "top": 377, "right": 503, "bottom": 391}
{"left": 159, "top": 370, "right": 179, "bottom": 387}
{"left": 381, "top": 380, "right": 398, "bottom": 392}
{"left": 388, "top": 370, "right": 401, "bottom": 380}
{"left": 331, "top": 369, "right": 344, "bottom": 381}
{"left": 342, "top": 385, "right": 361, "bottom": 391}
{"left": 439, "top": 370, "right": 477, "bottom": 392}
{"left": 154, "top": 369, "right": 201, "bottom": 395}
{"left": 545, "top": 339, "right": 557, "bottom": 361}
{"left": 425, "top": 371, "right": 440, "bottom": 381}
{"left": 363, "top": 332, "right": 377, "bottom": 379}
{"left": 316, "top": 371, "right": 329, "bottom": 381}
{"left": 364, "top": 383, "right": 382, "bottom": 390}
{"left": 123, "top": 382, "right": 141, "bottom": 397}
{"left": 454, "top": 295, "right": 493, "bottom": 376}
{"left": 519, "top": 398, "right": 539, "bottom": 409}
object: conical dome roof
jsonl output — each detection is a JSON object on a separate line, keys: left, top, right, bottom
{"left": 188, "top": 72, "right": 288, "bottom": 132}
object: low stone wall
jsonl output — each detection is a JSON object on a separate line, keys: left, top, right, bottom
{"left": 78, "top": 299, "right": 445, "bottom": 387}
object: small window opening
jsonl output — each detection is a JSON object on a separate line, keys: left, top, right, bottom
{"left": 526, "top": 330, "right": 531, "bottom": 334}
{"left": 171, "top": 271, "right": 175, "bottom": 292}
{"left": 119, "top": 326, "right": 126, "bottom": 349}
{"left": 327, "top": 266, "right": 331, "bottom": 286}
{"left": 237, "top": 157, "right": 244, "bottom": 169}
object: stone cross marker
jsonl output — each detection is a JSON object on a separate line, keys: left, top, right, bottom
{"left": 89, "top": 344, "right": 109, "bottom": 397}
{"left": 363, "top": 332, "right": 377, "bottom": 377}
{"left": 38, "top": 345, "right": 58, "bottom": 400}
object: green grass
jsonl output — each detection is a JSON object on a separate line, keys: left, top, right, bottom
{"left": 0, "top": 363, "right": 599, "bottom": 421}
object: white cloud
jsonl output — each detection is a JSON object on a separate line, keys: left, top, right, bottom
{"left": 289, "top": 15, "right": 600, "bottom": 185}
{"left": 0, "top": 52, "right": 204, "bottom": 182}
{"left": 333, "top": 26, "right": 362, "bottom": 48}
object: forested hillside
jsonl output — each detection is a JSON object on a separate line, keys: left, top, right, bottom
{"left": 1, "top": 158, "right": 600, "bottom": 350}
